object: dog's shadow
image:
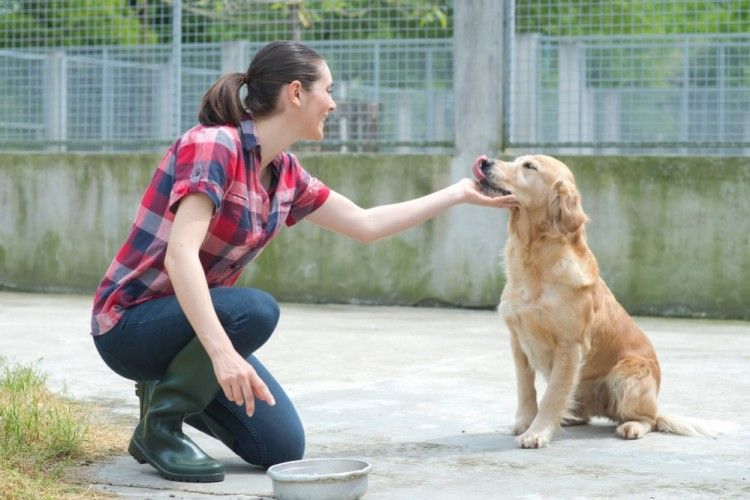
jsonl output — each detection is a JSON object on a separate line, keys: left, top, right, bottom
{"left": 428, "top": 422, "right": 618, "bottom": 453}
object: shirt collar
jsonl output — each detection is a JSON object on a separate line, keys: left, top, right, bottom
{"left": 239, "top": 116, "right": 258, "bottom": 153}
{"left": 240, "top": 116, "right": 284, "bottom": 169}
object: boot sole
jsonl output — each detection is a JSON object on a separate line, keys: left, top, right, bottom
{"left": 128, "top": 438, "right": 225, "bottom": 483}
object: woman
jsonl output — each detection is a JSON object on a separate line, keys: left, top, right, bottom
{"left": 91, "top": 41, "right": 518, "bottom": 483}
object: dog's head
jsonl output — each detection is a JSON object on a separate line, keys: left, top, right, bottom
{"left": 473, "top": 154, "right": 588, "bottom": 235}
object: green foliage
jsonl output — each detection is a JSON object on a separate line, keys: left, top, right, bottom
{"left": 0, "top": 360, "right": 87, "bottom": 464}
{"left": 516, "top": 0, "right": 750, "bottom": 36}
{"left": 0, "top": 358, "right": 101, "bottom": 497}
{"left": 0, "top": 0, "right": 156, "bottom": 48}
{"left": 0, "top": 0, "right": 452, "bottom": 48}
{"left": 182, "top": 0, "right": 452, "bottom": 43}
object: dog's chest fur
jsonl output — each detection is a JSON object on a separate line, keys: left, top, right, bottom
{"left": 499, "top": 241, "right": 597, "bottom": 378}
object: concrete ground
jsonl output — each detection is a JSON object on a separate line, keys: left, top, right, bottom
{"left": 1, "top": 291, "right": 749, "bottom": 499}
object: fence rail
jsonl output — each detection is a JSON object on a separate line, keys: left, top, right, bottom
{"left": 0, "top": 39, "right": 453, "bottom": 152}
{"left": 1, "top": 1, "right": 749, "bottom": 155}
{"left": 509, "top": 33, "right": 750, "bottom": 155}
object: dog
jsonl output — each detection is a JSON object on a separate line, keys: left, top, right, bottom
{"left": 473, "top": 154, "right": 714, "bottom": 448}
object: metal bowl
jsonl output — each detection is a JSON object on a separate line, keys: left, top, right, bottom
{"left": 266, "top": 457, "right": 373, "bottom": 500}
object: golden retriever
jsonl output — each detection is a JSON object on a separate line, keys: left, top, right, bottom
{"left": 473, "top": 154, "right": 713, "bottom": 448}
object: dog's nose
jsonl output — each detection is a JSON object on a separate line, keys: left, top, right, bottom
{"left": 480, "top": 158, "right": 493, "bottom": 171}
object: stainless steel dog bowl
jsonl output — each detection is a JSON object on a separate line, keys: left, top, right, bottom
{"left": 266, "top": 458, "right": 373, "bottom": 500}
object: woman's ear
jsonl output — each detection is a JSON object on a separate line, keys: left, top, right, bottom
{"left": 286, "top": 80, "right": 303, "bottom": 107}
{"left": 548, "top": 179, "right": 588, "bottom": 234}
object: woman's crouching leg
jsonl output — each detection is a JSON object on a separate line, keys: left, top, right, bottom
{"left": 195, "top": 354, "right": 305, "bottom": 468}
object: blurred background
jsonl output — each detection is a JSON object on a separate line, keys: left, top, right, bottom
{"left": 1, "top": 1, "right": 749, "bottom": 319}
{"left": 2, "top": 0, "right": 748, "bottom": 155}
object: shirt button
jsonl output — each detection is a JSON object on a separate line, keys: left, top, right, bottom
{"left": 261, "top": 223, "right": 267, "bottom": 229}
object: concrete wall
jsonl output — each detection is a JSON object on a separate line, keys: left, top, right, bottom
{"left": 1, "top": 153, "right": 749, "bottom": 319}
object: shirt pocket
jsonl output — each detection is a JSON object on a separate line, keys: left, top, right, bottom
{"left": 224, "top": 188, "right": 249, "bottom": 222}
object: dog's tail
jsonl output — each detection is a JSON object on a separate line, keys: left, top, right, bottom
{"left": 655, "top": 414, "right": 734, "bottom": 437}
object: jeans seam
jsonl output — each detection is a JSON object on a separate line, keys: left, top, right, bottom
{"left": 216, "top": 394, "right": 268, "bottom": 465}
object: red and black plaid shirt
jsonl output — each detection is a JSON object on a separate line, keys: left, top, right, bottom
{"left": 91, "top": 118, "right": 330, "bottom": 336}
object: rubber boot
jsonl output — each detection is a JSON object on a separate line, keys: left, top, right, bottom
{"left": 128, "top": 338, "right": 225, "bottom": 482}
{"left": 136, "top": 380, "right": 238, "bottom": 453}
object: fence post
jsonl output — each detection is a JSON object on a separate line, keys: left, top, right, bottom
{"left": 171, "top": 0, "right": 182, "bottom": 138}
{"left": 396, "top": 90, "right": 411, "bottom": 153}
{"left": 101, "top": 48, "right": 113, "bottom": 150}
{"left": 443, "top": 0, "right": 508, "bottom": 304}
{"left": 601, "top": 90, "right": 621, "bottom": 154}
{"left": 453, "top": 0, "right": 505, "bottom": 159}
{"left": 558, "top": 41, "right": 592, "bottom": 153}
{"left": 512, "top": 34, "right": 539, "bottom": 145}
{"left": 338, "top": 80, "right": 348, "bottom": 153}
{"left": 158, "top": 62, "right": 174, "bottom": 142}
{"left": 45, "top": 50, "right": 67, "bottom": 150}
{"left": 221, "top": 40, "right": 248, "bottom": 75}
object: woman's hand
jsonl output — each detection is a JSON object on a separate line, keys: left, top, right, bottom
{"left": 210, "top": 349, "right": 275, "bottom": 416}
{"left": 455, "top": 178, "right": 520, "bottom": 209}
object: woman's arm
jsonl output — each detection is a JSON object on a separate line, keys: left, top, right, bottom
{"left": 165, "top": 193, "right": 275, "bottom": 415}
{"left": 306, "top": 178, "right": 518, "bottom": 243}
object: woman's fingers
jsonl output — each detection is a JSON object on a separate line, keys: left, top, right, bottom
{"left": 239, "top": 377, "right": 256, "bottom": 416}
{"left": 219, "top": 370, "right": 275, "bottom": 417}
{"left": 250, "top": 370, "right": 276, "bottom": 407}
{"left": 494, "top": 194, "right": 520, "bottom": 207}
{"left": 213, "top": 352, "right": 276, "bottom": 417}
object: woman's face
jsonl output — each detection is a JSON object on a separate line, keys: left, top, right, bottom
{"left": 299, "top": 61, "right": 337, "bottom": 141}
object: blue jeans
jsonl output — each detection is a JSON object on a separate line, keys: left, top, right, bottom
{"left": 93, "top": 287, "right": 304, "bottom": 468}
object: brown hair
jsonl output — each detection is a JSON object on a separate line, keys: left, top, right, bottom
{"left": 198, "top": 41, "right": 325, "bottom": 127}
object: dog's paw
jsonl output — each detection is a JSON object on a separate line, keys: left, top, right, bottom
{"left": 511, "top": 419, "right": 533, "bottom": 435}
{"left": 516, "top": 428, "right": 552, "bottom": 448}
{"left": 616, "top": 421, "right": 650, "bottom": 440}
{"left": 560, "top": 416, "right": 588, "bottom": 427}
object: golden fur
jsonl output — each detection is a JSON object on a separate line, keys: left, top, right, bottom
{"left": 480, "top": 154, "right": 711, "bottom": 448}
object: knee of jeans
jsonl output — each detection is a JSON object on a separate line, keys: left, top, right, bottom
{"left": 264, "top": 422, "right": 305, "bottom": 467}
{"left": 219, "top": 289, "right": 280, "bottom": 343}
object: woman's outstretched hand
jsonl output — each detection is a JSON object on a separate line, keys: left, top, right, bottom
{"left": 455, "top": 178, "right": 520, "bottom": 209}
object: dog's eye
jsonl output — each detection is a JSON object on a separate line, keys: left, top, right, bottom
{"left": 523, "top": 162, "right": 537, "bottom": 171}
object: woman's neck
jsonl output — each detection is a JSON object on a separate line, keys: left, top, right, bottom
{"left": 253, "top": 114, "right": 297, "bottom": 169}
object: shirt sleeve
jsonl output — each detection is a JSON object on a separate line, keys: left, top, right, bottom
{"left": 285, "top": 154, "right": 331, "bottom": 227}
{"left": 168, "top": 127, "right": 237, "bottom": 215}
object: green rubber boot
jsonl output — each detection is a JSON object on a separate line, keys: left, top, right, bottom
{"left": 136, "top": 380, "right": 237, "bottom": 453}
{"left": 128, "top": 338, "right": 225, "bottom": 482}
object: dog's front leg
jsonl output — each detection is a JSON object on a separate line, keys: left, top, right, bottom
{"left": 517, "top": 343, "right": 582, "bottom": 448}
{"left": 510, "top": 331, "right": 537, "bottom": 435}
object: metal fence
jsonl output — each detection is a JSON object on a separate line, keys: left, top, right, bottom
{"left": 0, "top": 0, "right": 453, "bottom": 152}
{"left": 1, "top": 1, "right": 749, "bottom": 155}
{"left": 510, "top": 0, "right": 750, "bottom": 155}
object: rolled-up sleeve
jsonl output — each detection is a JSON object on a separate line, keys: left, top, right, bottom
{"left": 285, "top": 156, "right": 330, "bottom": 226}
{"left": 168, "top": 128, "right": 236, "bottom": 215}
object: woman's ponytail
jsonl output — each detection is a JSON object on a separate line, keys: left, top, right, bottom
{"left": 198, "top": 72, "right": 247, "bottom": 127}
{"left": 197, "top": 41, "right": 324, "bottom": 126}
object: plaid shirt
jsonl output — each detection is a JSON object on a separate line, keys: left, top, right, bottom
{"left": 90, "top": 118, "right": 330, "bottom": 336}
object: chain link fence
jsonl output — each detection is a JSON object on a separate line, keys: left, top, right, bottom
{"left": 510, "top": 0, "right": 750, "bottom": 155}
{"left": 1, "top": 1, "right": 749, "bottom": 154}
{"left": 0, "top": 0, "right": 453, "bottom": 152}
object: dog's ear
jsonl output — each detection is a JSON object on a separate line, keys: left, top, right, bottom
{"left": 548, "top": 179, "right": 588, "bottom": 234}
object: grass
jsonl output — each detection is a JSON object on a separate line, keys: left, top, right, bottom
{"left": 0, "top": 357, "right": 131, "bottom": 499}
